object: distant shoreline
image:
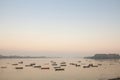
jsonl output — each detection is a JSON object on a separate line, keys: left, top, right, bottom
{"left": 84, "top": 54, "right": 120, "bottom": 59}
{"left": 0, "top": 54, "right": 61, "bottom": 59}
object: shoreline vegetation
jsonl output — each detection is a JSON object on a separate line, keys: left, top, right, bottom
{"left": 84, "top": 54, "right": 120, "bottom": 59}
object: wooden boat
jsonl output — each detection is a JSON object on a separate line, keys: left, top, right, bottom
{"left": 54, "top": 66, "right": 61, "bottom": 68}
{"left": 25, "top": 63, "right": 36, "bottom": 67}
{"left": 15, "top": 67, "right": 23, "bottom": 69}
{"left": 83, "top": 64, "right": 98, "bottom": 68}
{"left": 50, "top": 61, "right": 54, "bottom": 62}
{"left": 83, "top": 65, "right": 90, "bottom": 68}
{"left": 60, "top": 62, "right": 66, "bottom": 64}
{"left": 18, "top": 61, "right": 23, "bottom": 64}
{"left": 41, "top": 67, "right": 50, "bottom": 69}
{"left": 55, "top": 68, "right": 64, "bottom": 71}
{"left": 52, "top": 63, "right": 57, "bottom": 66}
{"left": 75, "top": 64, "right": 81, "bottom": 67}
{"left": 92, "top": 65, "right": 98, "bottom": 67}
{"left": 50, "top": 61, "right": 55, "bottom": 63}
{"left": 30, "top": 63, "right": 36, "bottom": 66}
{"left": 69, "top": 63, "right": 76, "bottom": 65}
{"left": 88, "top": 64, "right": 98, "bottom": 67}
{"left": 34, "top": 65, "right": 41, "bottom": 68}
{"left": 1, "top": 66, "right": 7, "bottom": 68}
{"left": 78, "top": 61, "right": 81, "bottom": 63}
{"left": 60, "top": 64, "right": 67, "bottom": 66}
{"left": 12, "top": 64, "right": 18, "bottom": 65}
{"left": 88, "top": 64, "right": 93, "bottom": 67}
{"left": 25, "top": 65, "right": 32, "bottom": 67}
{"left": 98, "top": 64, "right": 102, "bottom": 66}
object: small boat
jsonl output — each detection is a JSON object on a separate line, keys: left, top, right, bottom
{"left": 88, "top": 64, "right": 93, "bottom": 67}
{"left": 98, "top": 64, "right": 102, "bottom": 66}
{"left": 52, "top": 63, "right": 57, "bottom": 66}
{"left": 83, "top": 65, "right": 90, "bottom": 68}
{"left": 69, "top": 63, "right": 76, "bottom": 65}
{"left": 30, "top": 63, "right": 36, "bottom": 66}
{"left": 50, "top": 61, "right": 55, "bottom": 63}
{"left": 60, "top": 64, "right": 67, "bottom": 66}
{"left": 60, "top": 62, "right": 66, "bottom": 64}
{"left": 12, "top": 64, "right": 18, "bottom": 65}
{"left": 54, "top": 66, "right": 61, "bottom": 68}
{"left": 75, "top": 64, "right": 81, "bottom": 67}
{"left": 18, "top": 61, "right": 23, "bottom": 64}
{"left": 25, "top": 63, "right": 36, "bottom": 67}
{"left": 51, "top": 61, "right": 56, "bottom": 64}
{"left": 92, "top": 65, "right": 98, "bottom": 67}
{"left": 34, "top": 65, "right": 41, "bottom": 68}
{"left": 15, "top": 67, "right": 23, "bottom": 69}
{"left": 88, "top": 64, "right": 98, "bottom": 67}
{"left": 55, "top": 68, "right": 64, "bottom": 71}
{"left": 41, "top": 67, "right": 50, "bottom": 69}
{"left": 25, "top": 65, "right": 32, "bottom": 67}
{"left": 1, "top": 66, "right": 7, "bottom": 68}
{"left": 78, "top": 61, "right": 81, "bottom": 63}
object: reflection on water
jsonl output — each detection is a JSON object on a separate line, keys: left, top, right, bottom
{"left": 0, "top": 58, "right": 120, "bottom": 80}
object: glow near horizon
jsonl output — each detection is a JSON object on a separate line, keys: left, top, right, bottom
{"left": 0, "top": 0, "right": 120, "bottom": 56}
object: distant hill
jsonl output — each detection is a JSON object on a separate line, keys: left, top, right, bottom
{"left": 85, "top": 54, "right": 120, "bottom": 59}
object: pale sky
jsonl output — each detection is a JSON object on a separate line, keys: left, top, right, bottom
{"left": 0, "top": 0, "right": 120, "bottom": 57}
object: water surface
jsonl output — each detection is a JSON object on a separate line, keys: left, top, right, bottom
{"left": 0, "top": 58, "right": 120, "bottom": 80}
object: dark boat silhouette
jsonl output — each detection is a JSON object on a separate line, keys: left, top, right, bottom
{"left": 1, "top": 66, "right": 7, "bottom": 69}
{"left": 12, "top": 64, "right": 18, "bottom": 65}
{"left": 75, "top": 64, "right": 81, "bottom": 67}
{"left": 34, "top": 65, "right": 41, "bottom": 68}
{"left": 18, "top": 61, "right": 23, "bottom": 64}
{"left": 55, "top": 68, "right": 64, "bottom": 71}
{"left": 15, "top": 67, "right": 23, "bottom": 69}
{"left": 54, "top": 66, "right": 61, "bottom": 69}
{"left": 41, "top": 67, "right": 50, "bottom": 69}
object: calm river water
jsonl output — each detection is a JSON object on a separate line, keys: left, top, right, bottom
{"left": 0, "top": 58, "right": 120, "bottom": 80}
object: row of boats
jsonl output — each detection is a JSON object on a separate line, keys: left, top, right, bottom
{"left": 0, "top": 60, "right": 102, "bottom": 71}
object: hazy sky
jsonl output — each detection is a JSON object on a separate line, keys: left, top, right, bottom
{"left": 0, "top": 0, "right": 120, "bottom": 57}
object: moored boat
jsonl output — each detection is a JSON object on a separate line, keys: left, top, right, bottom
{"left": 15, "top": 67, "right": 23, "bottom": 69}
{"left": 55, "top": 68, "right": 64, "bottom": 71}
{"left": 41, "top": 67, "right": 50, "bottom": 69}
{"left": 34, "top": 65, "right": 41, "bottom": 68}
